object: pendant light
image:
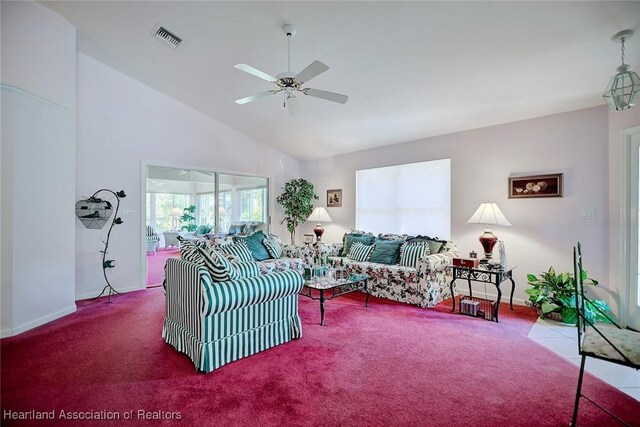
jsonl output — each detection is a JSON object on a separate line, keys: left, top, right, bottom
{"left": 602, "top": 30, "right": 640, "bottom": 111}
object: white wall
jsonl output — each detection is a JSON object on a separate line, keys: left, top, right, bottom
{"left": 76, "top": 53, "right": 300, "bottom": 299}
{"left": 1, "top": 1, "right": 77, "bottom": 336}
{"left": 301, "top": 106, "right": 611, "bottom": 309}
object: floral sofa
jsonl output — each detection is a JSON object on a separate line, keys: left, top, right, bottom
{"left": 283, "top": 233, "right": 460, "bottom": 308}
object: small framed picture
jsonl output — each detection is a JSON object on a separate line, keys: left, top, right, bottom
{"left": 508, "top": 173, "right": 563, "bottom": 199}
{"left": 303, "top": 234, "right": 314, "bottom": 244}
{"left": 327, "top": 189, "right": 342, "bottom": 207}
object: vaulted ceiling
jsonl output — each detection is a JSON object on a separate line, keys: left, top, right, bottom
{"left": 44, "top": 1, "right": 640, "bottom": 160}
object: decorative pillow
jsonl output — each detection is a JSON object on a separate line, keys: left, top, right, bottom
{"left": 406, "top": 235, "right": 447, "bottom": 254}
{"left": 263, "top": 238, "right": 282, "bottom": 259}
{"left": 180, "top": 241, "right": 205, "bottom": 266}
{"left": 369, "top": 239, "right": 404, "bottom": 265}
{"left": 196, "top": 246, "right": 239, "bottom": 282}
{"left": 347, "top": 241, "right": 374, "bottom": 262}
{"left": 217, "top": 241, "right": 253, "bottom": 262}
{"left": 234, "top": 230, "right": 270, "bottom": 261}
{"left": 399, "top": 242, "right": 430, "bottom": 268}
{"left": 231, "top": 260, "right": 261, "bottom": 278}
{"left": 341, "top": 234, "right": 376, "bottom": 257}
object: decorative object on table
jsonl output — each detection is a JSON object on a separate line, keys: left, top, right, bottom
{"left": 452, "top": 257, "right": 480, "bottom": 268}
{"left": 469, "top": 250, "right": 477, "bottom": 259}
{"left": 180, "top": 205, "right": 197, "bottom": 232}
{"left": 497, "top": 240, "right": 507, "bottom": 269}
{"left": 466, "top": 202, "right": 512, "bottom": 264}
{"left": 75, "top": 189, "right": 126, "bottom": 302}
{"left": 525, "top": 266, "right": 613, "bottom": 324}
{"left": 276, "top": 178, "right": 318, "bottom": 244}
{"left": 508, "top": 173, "right": 563, "bottom": 199}
{"left": 602, "top": 29, "right": 639, "bottom": 111}
{"left": 168, "top": 207, "right": 183, "bottom": 230}
{"left": 307, "top": 206, "right": 332, "bottom": 242}
{"left": 327, "top": 189, "right": 342, "bottom": 207}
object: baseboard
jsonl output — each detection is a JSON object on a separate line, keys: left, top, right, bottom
{"left": 1, "top": 305, "right": 77, "bottom": 338}
{"left": 456, "top": 289, "right": 526, "bottom": 306}
{"left": 75, "top": 285, "right": 145, "bottom": 301}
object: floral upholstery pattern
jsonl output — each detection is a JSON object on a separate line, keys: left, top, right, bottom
{"left": 582, "top": 324, "right": 640, "bottom": 365}
{"left": 286, "top": 238, "right": 460, "bottom": 308}
{"left": 257, "top": 258, "right": 306, "bottom": 275}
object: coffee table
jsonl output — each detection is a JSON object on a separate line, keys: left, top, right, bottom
{"left": 300, "top": 273, "right": 370, "bottom": 326}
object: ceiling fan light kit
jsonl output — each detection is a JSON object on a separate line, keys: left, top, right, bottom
{"left": 234, "top": 24, "right": 348, "bottom": 109}
{"left": 603, "top": 29, "right": 640, "bottom": 111}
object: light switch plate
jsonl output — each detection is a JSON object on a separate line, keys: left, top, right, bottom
{"left": 579, "top": 208, "right": 595, "bottom": 220}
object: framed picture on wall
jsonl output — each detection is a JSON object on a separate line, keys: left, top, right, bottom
{"left": 327, "top": 189, "right": 342, "bottom": 207}
{"left": 508, "top": 173, "right": 563, "bottom": 199}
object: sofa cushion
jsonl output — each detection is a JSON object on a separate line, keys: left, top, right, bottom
{"left": 180, "top": 241, "right": 206, "bottom": 266}
{"left": 217, "top": 241, "right": 253, "bottom": 262}
{"left": 197, "top": 246, "right": 240, "bottom": 282}
{"left": 400, "top": 242, "right": 430, "bottom": 268}
{"left": 347, "top": 241, "right": 374, "bottom": 262}
{"left": 407, "top": 235, "right": 447, "bottom": 254}
{"left": 263, "top": 237, "right": 282, "bottom": 259}
{"left": 234, "top": 230, "right": 270, "bottom": 261}
{"left": 369, "top": 239, "right": 404, "bottom": 265}
{"left": 341, "top": 234, "right": 376, "bottom": 257}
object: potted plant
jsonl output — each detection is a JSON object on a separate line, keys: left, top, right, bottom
{"left": 525, "top": 267, "right": 613, "bottom": 324}
{"left": 276, "top": 179, "right": 318, "bottom": 244}
{"left": 180, "top": 205, "right": 197, "bottom": 232}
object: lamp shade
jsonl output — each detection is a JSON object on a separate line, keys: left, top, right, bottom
{"left": 466, "top": 202, "right": 511, "bottom": 226}
{"left": 307, "top": 207, "right": 332, "bottom": 223}
{"left": 169, "top": 207, "right": 183, "bottom": 218}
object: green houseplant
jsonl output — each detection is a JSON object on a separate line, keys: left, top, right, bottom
{"left": 276, "top": 179, "right": 318, "bottom": 244}
{"left": 180, "top": 205, "right": 197, "bottom": 232}
{"left": 525, "top": 267, "right": 613, "bottom": 325}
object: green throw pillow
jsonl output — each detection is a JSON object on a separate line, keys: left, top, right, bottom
{"left": 369, "top": 239, "right": 404, "bottom": 265}
{"left": 341, "top": 234, "right": 375, "bottom": 257}
{"left": 234, "top": 230, "right": 270, "bottom": 261}
{"left": 407, "top": 235, "right": 447, "bottom": 255}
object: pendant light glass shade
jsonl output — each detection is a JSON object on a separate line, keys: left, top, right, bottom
{"left": 603, "top": 30, "right": 639, "bottom": 111}
{"left": 602, "top": 66, "right": 640, "bottom": 111}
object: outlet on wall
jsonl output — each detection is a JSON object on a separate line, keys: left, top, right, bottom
{"left": 121, "top": 209, "right": 135, "bottom": 218}
{"left": 579, "top": 208, "right": 596, "bottom": 220}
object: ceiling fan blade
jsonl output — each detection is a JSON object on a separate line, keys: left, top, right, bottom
{"left": 235, "top": 90, "right": 276, "bottom": 105}
{"left": 303, "top": 88, "right": 348, "bottom": 104}
{"left": 234, "top": 64, "right": 277, "bottom": 82}
{"left": 295, "top": 60, "right": 329, "bottom": 84}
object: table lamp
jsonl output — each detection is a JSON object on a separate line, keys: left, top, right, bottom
{"left": 466, "top": 202, "right": 511, "bottom": 264}
{"left": 169, "top": 207, "right": 183, "bottom": 231}
{"left": 307, "top": 207, "right": 332, "bottom": 241}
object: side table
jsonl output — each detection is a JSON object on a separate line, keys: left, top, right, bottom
{"left": 449, "top": 265, "right": 516, "bottom": 322}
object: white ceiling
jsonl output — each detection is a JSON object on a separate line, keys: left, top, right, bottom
{"left": 44, "top": 1, "right": 640, "bottom": 160}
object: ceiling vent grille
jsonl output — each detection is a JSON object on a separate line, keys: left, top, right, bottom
{"left": 152, "top": 24, "right": 182, "bottom": 49}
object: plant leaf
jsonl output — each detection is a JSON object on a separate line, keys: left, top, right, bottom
{"left": 541, "top": 302, "right": 559, "bottom": 314}
{"left": 561, "top": 308, "right": 577, "bottom": 325}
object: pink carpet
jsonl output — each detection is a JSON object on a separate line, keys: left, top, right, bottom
{"left": 146, "top": 248, "right": 179, "bottom": 287}
{"left": 2, "top": 290, "right": 639, "bottom": 426}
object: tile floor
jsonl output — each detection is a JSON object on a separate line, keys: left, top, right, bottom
{"left": 527, "top": 318, "right": 640, "bottom": 401}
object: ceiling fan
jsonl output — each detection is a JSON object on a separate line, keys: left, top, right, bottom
{"left": 234, "top": 24, "right": 348, "bottom": 109}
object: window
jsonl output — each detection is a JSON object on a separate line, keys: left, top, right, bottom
{"left": 196, "top": 193, "right": 215, "bottom": 226}
{"left": 238, "top": 187, "right": 267, "bottom": 221}
{"left": 356, "top": 159, "right": 451, "bottom": 238}
{"left": 148, "top": 192, "right": 192, "bottom": 231}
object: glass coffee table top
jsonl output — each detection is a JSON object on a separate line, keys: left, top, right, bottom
{"left": 303, "top": 273, "right": 369, "bottom": 290}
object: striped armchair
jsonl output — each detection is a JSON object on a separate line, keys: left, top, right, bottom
{"left": 162, "top": 258, "right": 304, "bottom": 373}
{"left": 146, "top": 225, "right": 160, "bottom": 254}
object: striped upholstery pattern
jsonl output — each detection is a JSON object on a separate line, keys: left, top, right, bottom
{"left": 162, "top": 258, "right": 304, "bottom": 373}
{"left": 347, "top": 242, "right": 374, "bottom": 262}
{"left": 400, "top": 242, "right": 430, "bottom": 267}
{"left": 263, "top": 238, "right": 282, "bottom": 259}
{"left": 197, "top": 246, "right": 239, "bottom": 282}
{"left": 217, "top": 242, "right": 253, "bottom": 262}
{"left": 146, "top": 225, "right": 159, "bottom": 242}
{"left": 180, "top": 242, "right": 205, "bottom": 266}
{"left": 232, "top": 261, "right": 261, "bottom": 278}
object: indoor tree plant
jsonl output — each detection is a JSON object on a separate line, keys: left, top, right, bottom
{"left": 525, "top": 267, "right": 613, "bottom": 325}
{"left": 276, "top": 178, "right": 318, "bottom": 244}
{"left": 180, "top": 205, "right": 197, "bottom": 232}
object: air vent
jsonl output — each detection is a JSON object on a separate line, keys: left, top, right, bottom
{"left": 151, "top": 24, "right": 182, "bottom": 49}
